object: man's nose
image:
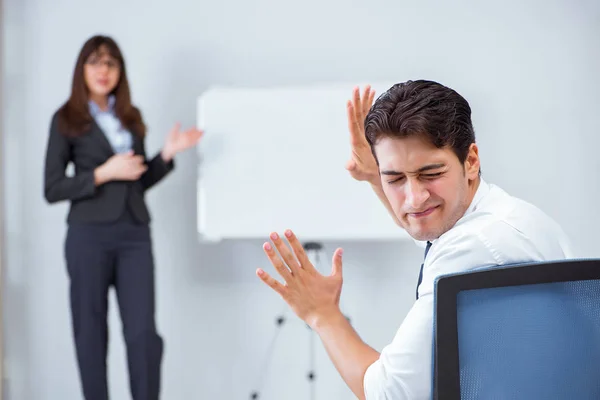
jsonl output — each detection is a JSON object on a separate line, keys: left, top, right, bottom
{"left": 405, "top": 179, "right": 430, "bottom": 209}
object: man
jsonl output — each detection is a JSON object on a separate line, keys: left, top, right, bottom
{"left": 255, "top": 80, "right": 573, "bottom": 399}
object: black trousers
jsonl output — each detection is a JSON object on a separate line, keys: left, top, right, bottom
{"left": 65, "top": 220, "right": 163, "bottom": 400}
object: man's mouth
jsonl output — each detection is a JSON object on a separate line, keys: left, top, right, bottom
{"left": 408, "top": 206, "right": 439, "bottom": 218}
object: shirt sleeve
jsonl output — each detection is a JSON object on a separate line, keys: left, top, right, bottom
{"left": 363, "top": 230, "right": 501, "bottom": 400}
{"left": 363, "top": 293, "right": 435, "bottom": 400}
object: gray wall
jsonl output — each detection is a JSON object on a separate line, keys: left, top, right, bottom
{"left": 2, "top": 0, "right": 599, "bottom": 399}
{"left": 0, "top": 0, "right": 4, "bottom": 395}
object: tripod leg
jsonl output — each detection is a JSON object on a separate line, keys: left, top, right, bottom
{"left": 249, "top": 304, "right": 289, "bottom": 399}
{"left": 308, "top": 324, "right": 316, "bottom": 400}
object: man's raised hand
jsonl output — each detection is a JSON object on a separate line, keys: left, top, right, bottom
{"left": 345, "top": 85, "right": 379, "bottom": 185}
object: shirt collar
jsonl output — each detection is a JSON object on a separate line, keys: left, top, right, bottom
{"left": 464, "top": 177, "right": 489, "bottom": 216}
{"left": 88, "top": 95, "right": 116, "bottom": 117}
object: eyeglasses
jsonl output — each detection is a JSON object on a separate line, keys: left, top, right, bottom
{"left": 85, "top": 58, "right": 120, "bottom": 70}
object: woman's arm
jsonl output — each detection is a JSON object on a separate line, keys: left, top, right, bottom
{"left": 43, "top": 114, "right": 97, "bottom": 203}
{"left": 138, "top": 122, "right": 203, "bottom": 191}
{"left": 139, "top": 136, "right": 175, "bottom": 191}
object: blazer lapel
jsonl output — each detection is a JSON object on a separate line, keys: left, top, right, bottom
{"left": 132, "top": 134, "right": 144, "bottom": 156}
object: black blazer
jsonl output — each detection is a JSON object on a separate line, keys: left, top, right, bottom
{"left": 44, "top": 111, "right": 174, "bottom": 224}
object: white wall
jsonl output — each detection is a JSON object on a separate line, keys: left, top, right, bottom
{"left": 0, "top": 0, "right": 5, "bottom": 395}
{"left": 2, "top": 0, "right": 600, "bottom": 399}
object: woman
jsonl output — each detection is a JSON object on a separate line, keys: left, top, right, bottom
{"left": 43, "top": 35, "right": 202, "bottom": 400}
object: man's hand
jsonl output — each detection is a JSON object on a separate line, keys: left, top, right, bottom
{"left": 346, "top": 85, "right": 402, "bottom": 227}
{"left": 345, "top": 85, "right": 379, "bottom": 185}
{"left": 256, "top": 229, "right": 344, "bottom": 329}
{"left": 256, "top": 229, "right": 380, "bottom": 400}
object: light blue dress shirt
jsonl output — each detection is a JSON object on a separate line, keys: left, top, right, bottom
{"left": 88, "top": 95, "right": 133, "bottom": 154}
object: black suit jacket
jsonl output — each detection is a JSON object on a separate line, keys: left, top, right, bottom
{"left": 44, "top": 111, "right": 174, "bottom": 223}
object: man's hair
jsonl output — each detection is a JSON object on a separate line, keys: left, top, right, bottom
{"left": 364, "top": 80, "right": 476, "bottom": 165}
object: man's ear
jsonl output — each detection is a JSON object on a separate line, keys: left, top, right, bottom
{"left": 464, "top": 143, "right": 480, "bottom": 179}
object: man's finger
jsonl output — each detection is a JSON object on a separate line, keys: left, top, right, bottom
{"left": 347, "top": 101, "right": 364, "bottom": 147}
{"left": 331, "top": 248, "right": 344, "bottom": 277}
{"left": 256, "top": 268, "right": 287, "bottom": 297}
{"left": 361, "top": 85, "right": 372, "bottom": 115}
{"left": 352, "top": 86, "right": 364, "bottom": 122}
{"left": 283, "top": 229, "right": 316, "bottom": 273}
{"left": 368, "top": 89, "right": 376, "bottom": 109}
{"left": 270, "top": 232, "right": 301, "bottom": 274}
{"left": 345, "top": 158, "right": 356, "bottom": 171}
{"left": 263, "top": 241, "right": 293, "bottom": 281}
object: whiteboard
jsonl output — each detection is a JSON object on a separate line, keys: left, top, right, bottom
{"left": 196, "top": 82, "right": 412, "bottom": 242}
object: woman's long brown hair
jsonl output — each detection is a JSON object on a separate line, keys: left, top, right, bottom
{"left": 56, "top": 35, "right": 146, "bottom": 137}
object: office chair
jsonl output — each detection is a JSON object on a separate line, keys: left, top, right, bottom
{"left": 433, "top": 259, "right": 600, "bottom": 400}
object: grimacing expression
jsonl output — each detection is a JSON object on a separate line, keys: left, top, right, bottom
{"left": 375, "top": 135, "right": 480, "bottom": 241}
{"left": 83, "top": 46, "right": 120, "bottom": 98}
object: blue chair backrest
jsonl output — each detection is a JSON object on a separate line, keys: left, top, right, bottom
{"left": 433, "top": 259, "right": 600, "bottom": 400}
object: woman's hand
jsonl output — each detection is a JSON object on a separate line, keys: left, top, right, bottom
{"left": 94, "top": 151, "right": 147, "bottom": 185}
{"left": 161, "top": 122, "right": 204, "bottom": 162}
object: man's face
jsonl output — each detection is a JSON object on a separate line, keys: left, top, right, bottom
{"left": 375, "top": 135, "right": 480, "bottom": 241}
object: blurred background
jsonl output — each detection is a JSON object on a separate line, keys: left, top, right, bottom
{"left": 1, "top": 0, "right": 599, "bottom": 399}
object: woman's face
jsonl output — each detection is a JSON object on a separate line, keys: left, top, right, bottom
{"left": 83, "top": 45, "right": 120, "bottom": 99}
